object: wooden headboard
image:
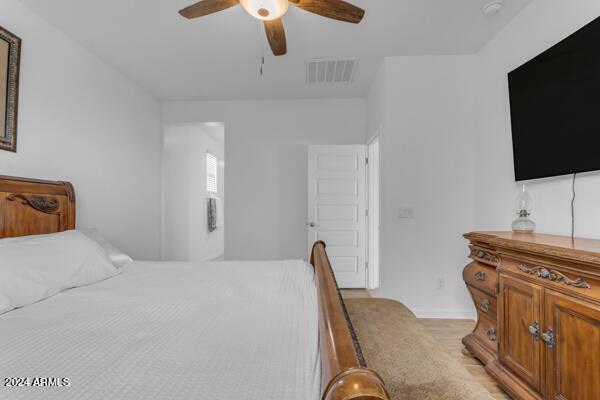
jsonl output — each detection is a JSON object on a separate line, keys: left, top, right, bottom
{"left": 0, "top": 175, "right": 76, "bottom": 239}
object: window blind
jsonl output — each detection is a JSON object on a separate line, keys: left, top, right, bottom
{"left": 206, "top": 153, "right": 217, "bottom": 193}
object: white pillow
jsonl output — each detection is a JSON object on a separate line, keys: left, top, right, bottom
{"left": 0, "top": 230, "right": 121, "bottom": 315}
{"left": 80, "top": 229, "right": 133, "bottom": 268}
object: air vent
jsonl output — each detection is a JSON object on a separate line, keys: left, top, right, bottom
{"left": 306, "top": 58, "right": 359, "bottom": 84}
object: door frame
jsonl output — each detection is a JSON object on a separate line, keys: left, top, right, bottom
{"left": 366, "top": 132, "right": 381, "bottom": 290}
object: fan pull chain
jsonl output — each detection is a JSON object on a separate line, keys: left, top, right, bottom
{"left": 258, "top": 20, "right": 265, "bottom": 77}
{"left": 260, "top": 56, "right": 265, "bottom": 76}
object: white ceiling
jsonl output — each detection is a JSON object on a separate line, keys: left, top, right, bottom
{"left": 21, "top": 0, "right": 532, "bottom": 101}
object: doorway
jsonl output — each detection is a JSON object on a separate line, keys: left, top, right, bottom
{"left": 162, "top": 122, "right": 225, "bottom": 262}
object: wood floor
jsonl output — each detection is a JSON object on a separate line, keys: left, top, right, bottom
{"left": 420, "top": 319, "right": 511, "bottom": 400}
{"left": 340, "top": 289, "right": 510, "bottom": 400}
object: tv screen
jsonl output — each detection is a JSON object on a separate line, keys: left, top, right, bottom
{"left": 508, "top": 16, "right": 600, "bottom": 181}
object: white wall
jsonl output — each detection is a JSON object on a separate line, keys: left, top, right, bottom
{"left": 366, "top": 60, "right": 386, "bottom": 139}
{"left": 162, "top": 99, "right": 366, "bottom": 261}
{"left": 367, "top": 1, "right": 600, "bottom": 318}
{"left": 162, "top": 123, "right": 225, "bottom": 261}
{"left": 0, "top": 0, "right": 162, "bottom": 260}
{"left": 368, "top": 56, "right": 480, "bottom": 318}
{"left": 476, "top": 0, "right": 600, "bottom": 238}
{"left": 9, "top": 0, "right": 594, "bottom": 319}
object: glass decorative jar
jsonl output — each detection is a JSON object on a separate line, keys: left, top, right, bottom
{"left": 512, "top": 184, "right": 536, "bottom": 233}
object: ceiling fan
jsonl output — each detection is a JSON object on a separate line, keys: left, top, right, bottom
{"left": 179, "top": 0, "right": 365, "bottom": 56}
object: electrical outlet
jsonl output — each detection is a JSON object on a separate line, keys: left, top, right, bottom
{"left": 436, "top": 278, "right": 445, "bottom": 291}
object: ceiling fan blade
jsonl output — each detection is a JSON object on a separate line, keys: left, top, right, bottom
{"left": 179, "top": 0, "right": 239, "bottom": 19}
{"left": 264, "top": 18, "right": 287, "bottom": 56}
{"left": 289, "top": 0, "right": 364, "bottom": 24}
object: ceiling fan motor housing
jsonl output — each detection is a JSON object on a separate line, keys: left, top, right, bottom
{"left": 239, "top": 0, "right": 290, "bottom": 21}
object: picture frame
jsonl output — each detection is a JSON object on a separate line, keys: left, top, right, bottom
{"left": 0, "top": 26, "right": 21, "bottom": 153}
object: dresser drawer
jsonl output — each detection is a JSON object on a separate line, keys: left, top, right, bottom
{"left": 473, "top": 315, "right": 498, "bottom": 352}
{"left": 464, "top": 262, "right": 498, "bottom": 295}
{"left": 499, "top": 257, "right": 600, "bottom": 301}
{"left": 468, "top": 285, "right": 497, "bottom": 320}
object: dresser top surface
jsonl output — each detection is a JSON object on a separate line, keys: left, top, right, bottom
{"left": 465, "top": 231, "right": 600, "bottom": 267}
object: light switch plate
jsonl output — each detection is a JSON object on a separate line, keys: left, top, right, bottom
{"left": 398, "top": 207, "right": 415, "bottom": 219}
{"left": 436, "top": 278, "right": 445, "bottom": 290}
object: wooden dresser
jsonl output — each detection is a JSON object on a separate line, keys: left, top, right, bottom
{"left": 462, "top": 232, "right": 600, "bottom": 400}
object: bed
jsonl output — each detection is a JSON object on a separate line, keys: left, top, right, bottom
{"left": 0, "top": 175, "right": 389, "bottom": 400}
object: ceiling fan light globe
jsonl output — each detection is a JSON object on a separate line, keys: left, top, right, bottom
{"left": 239, "top": 0, "right": 289, "bottom": 20}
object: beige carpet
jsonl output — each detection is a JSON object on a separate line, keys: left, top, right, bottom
{"left": 345, "top": 298, "right": 494, "bottom": 400}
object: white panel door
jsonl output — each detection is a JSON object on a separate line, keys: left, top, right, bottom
{"left": 308, "top": 145, "right": 367, "bottom": 288}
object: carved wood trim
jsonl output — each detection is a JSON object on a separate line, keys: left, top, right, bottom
{"left": 518, "top": 264, "right": 591, "bottom": 289}
{"left": 486, "top": 327, "right": 497, "bottom": 342}
{"left": 0, "top": 176, "right": 76, "bottom": 233}
{"left": 6, "top": 194, "right": 61, "bottom": 214}
{"left": 470, "top": 247, "right": 500, "bottom": 264}
{"left": 465, "top": 231, "right": 600, "bottom": 274}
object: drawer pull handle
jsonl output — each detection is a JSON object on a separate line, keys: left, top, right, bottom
{"left": 480, "top": 299, "right": 490, "bottom": 313}
{"left": 474, "top": 271, "right": 486, "bottom": 281}
{"left": 542, "top": 328, "right": 556, "bottom": 348}
{"left": 528, "top": 321, "right": 540, "bottom": 341}
{"left": 486, "top": 327, "right": 497, "bottom": 342}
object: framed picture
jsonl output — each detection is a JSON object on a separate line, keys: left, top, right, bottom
{"left": 0, "top": 26, "right": 21, "bottom": 152}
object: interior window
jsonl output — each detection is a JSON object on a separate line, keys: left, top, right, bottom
{"left": 206, "top": 153, "right": 217, "bottom": 193}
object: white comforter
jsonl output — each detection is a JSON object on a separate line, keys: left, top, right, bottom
{"left": 0, "top": 260, "right": 321, "bottom": 400}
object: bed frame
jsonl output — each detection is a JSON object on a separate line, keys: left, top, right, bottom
{"left": 0, "top": 175, "right": 389, "bottom": 400}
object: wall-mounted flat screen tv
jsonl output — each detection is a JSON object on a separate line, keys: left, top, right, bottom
{"left": 509, "top": 16, "right": 600, "bottom": 181}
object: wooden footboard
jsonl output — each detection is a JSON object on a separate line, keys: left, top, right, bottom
{"left": 310, "top": 241, "right": 389, "bottom": 400}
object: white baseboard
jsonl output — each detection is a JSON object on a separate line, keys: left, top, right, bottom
{"left": 411, "top": 309, "right": 476, "bottom": 320}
